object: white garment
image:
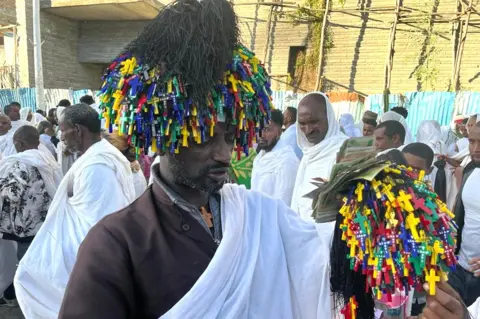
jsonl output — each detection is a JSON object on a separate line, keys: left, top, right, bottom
{"left": 149, "top": 156, "right": 161, "bottom": 185}
{"left": 457, "top": 137, "right": 470, "bottom": 152}
{"left": 277, "top": 124, "right": 303, "bottom": 159}
{"left": 10, "top": 120, "right": 30, "bottom": 133}
{"left": 39, "top": 134, "right": 57, "bottom": 158}
{"left": 380, "top": 111, "right": 414, "bottom": 144}
{"left": 14, "top": 139, "right": 136, "bottom": 319}
{"left": 0, "top": 131, "right": 16, "bottom": 157}
{"left": 0, "top": 144, "right": 62, "bottom": 205}
{"left": 20, "top": 108, "right": 30, "bottom": 122}
{"left": 251, "top": 145, "right": 299, "bottom": 206}
{"left": 133, "top": 169, "right": 147, "bottom": 199}
{"left": 161, "top": 184, "right": 333, "bottom": 319}
{"left": 470, "top": 297, "right": 480, "bottom": 318}
{"left": 458, "top": 168, "right": 480, "bottom": 271}
{"left": 291, "top": 92, "right": 348, "bottom": 222}
{"left": 31, "top": 113, "right": 47, "bottom": 126}
{"left": 339, "top": 113, "right": 362, "bottom": 137}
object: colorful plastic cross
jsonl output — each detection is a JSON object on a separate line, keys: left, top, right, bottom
{"left": 425, "top": 268, "right": 440, "bottom": 295}
{"left": 418, "top": 242, "right": 432, "bottom": 269}
{"left": 348, "top": 237, "right": 358, "bottom": 258}
{"left": 355, "top": 183, "right": 365, "bottom": 202}
{"left": 431, "top": 240, "right": 445, "bottom": 265}
{"left": 398, "top": 190, "right": 414, "bottom": 212}
{"left": 406, "top": 213, "right": 421, "bottom": 241}
{"left": 378, "top": 236, "right": 391, "bottom": 258}
{"left": 354, "top": 213, "right": 369, "bottom": 234}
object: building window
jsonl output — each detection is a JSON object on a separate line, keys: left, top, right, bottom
{"left": 288, "top": 46, "right": 306, "bottom": 76}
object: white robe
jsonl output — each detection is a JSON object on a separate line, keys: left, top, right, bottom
{"left": 14, "top": 139, "right": 136, "bottom": 319}
{"left": 470, "top": 297, "right": 480, "bottom": 318}
{"left": 132, "top": 169, "right": 147, "bottom": 199}
{"left": 0, "top": 145, "right": 62, "bottom": 300}
{"left": 0, "top": 131, "right": 16, "bottom": 157}
{"left": 291, "top": 92, "right": 348, "bottom": 222}
{"left": 161, "top": 184, "right": 333, "bottom": 319}
{"left": 339, "top": 113, "right": 362, "bottom": 137}
{"left": 251, "top": 145, "right": 299, "bottom": 206}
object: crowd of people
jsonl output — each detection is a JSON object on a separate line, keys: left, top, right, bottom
{"left": 0, "top": 0, "right": 478, "bottom": 318}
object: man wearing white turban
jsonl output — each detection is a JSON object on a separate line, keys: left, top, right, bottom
{"left": 291, "top": 92, "right": 348, "bottom": 222}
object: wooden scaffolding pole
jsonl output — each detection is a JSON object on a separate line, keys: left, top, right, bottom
{"left": 315, "top": 0, "right": 331, "bottom": 91}
{"left": 453, "top": 0, "right": 473, "bottom": 91}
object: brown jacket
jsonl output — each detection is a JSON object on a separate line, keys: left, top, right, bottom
{"left": 58, "top": 180, "right": 218, "bottom": 318}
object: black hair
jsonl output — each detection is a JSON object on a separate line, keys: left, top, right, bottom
{"left": 270, "top": 109, "right": 283, "bottom": 127}
{"left": 331, "top": 211, "right": 375, "bottom": 319}
{"left": 79, "top": 95, "right": 95, "bottom": 105}
{"left": 37, "top": 120, "right": 54, "bottom": 134}
{"left": 402, "top": 142, "right": 435, "bottom": 168}
{"left": 125, "top": 0, "right": 239, "bottom": 103}
{"left": 462, "top": 117, "right": 469, "bottom": 125}
{"left": 9, "top": 101, "right": 21, "bottom": 107}
{"left": 58, "top": 99, "right": 71, "bottom": 107}
{"left": 391, "top": 106, "right": 408, "bottom": 119}
{"left": 36, "top": 110, "right": 46, "bottom": 116}
{"left": 376, "top": 149, "right": 408, "bottom": 166}
{"left": 285, "top": 107, "right": 297, "bottom": 122}
{"left": 376, "top": 120, "right": 406, "bottom": 144}
{"left": 13, "top": 125, "right": 40, "bottom": 146}
{"left": 62, "top": 104, "right": 101, "bottom": 134}
{"left": 48, "top": 108, "right": 56, "bottom": 118}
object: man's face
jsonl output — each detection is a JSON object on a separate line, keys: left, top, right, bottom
{"left": 166, "top": 122, "right": 234, "bottom": 193}
{"left": 469, "top": 126, "right": 480, "bottom": 167}
{"left": 7, "top": 105, "right": 20, "bottom": 121}
{"left": 59, "top": 119, "right": 79, "bottom": 152}
{"left": 45, "top": 126, "right": 55, "bottom": 137}
{"left": 403, "top": 152, "right": 430, "bottom": 172}
{"left": 467, "top": 117, "right": 476, "bottom": 136}
{"left": 363, "top": 123, "right": 375, "bottom": 137}
{"left": 283, "top": 110, "right": 292, "bottom": 127}
{"left": 257, "top": 122, "right": 281, "bottom": 152}
{"left": 374, "top": 127, "right": 398, "bottom": 152}
{"left": 298, "top": 100, "right": 328, "bottom": 145}
{"left": 459, "top": 123, "right": 468, "bottom": 137}
{"left": 0, "top": 116, "right": 12, "bottom": 136}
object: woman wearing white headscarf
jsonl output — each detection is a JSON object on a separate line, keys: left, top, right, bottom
{"left": 381, "top": 111, "right": 414, "bottom": 144}
{"left": 291, "top": 92, "right": 349, "bottom": 222}
{"left": 19, "top": 108, "right": 47, "bottom": 127}
{"left": 417, "top": 120, "right": 457, "bottom": 210}
{"left": 339, "top": 113, "right": 362, "bottom": 137}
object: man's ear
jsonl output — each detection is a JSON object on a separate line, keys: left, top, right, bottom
{"left": 392, "top": 133, "right": 400, "bottom": 145}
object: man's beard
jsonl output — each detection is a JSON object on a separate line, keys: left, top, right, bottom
{"left": 168, "top": 155, "right": 227, "bottom": 193}
{"left": 257, "top": 137, "right": 279, "bottom": 152}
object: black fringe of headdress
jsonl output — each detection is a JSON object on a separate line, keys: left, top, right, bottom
{"left": 125, "top": 0, "right": 239, "bottom": 103}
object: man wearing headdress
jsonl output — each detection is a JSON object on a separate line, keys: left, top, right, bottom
{"left": 42, "top": 1, "right": 467, "bottom": 319}
{"left": 291, "top": 92, "right": 349, "bottom": 222}
{"left": 362, "top": 110, "right": 378, "bottom": 137}
{"left": 14, "top": 105, "right": 136, "bottom": 318}
{"left": 251, "top": 110, "right": 299, "bottom": 206}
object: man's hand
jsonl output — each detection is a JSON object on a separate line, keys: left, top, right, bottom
{"left": 468, "top": 257, "right": 480, "bottom": 277}
{"left": 418, "top": 280, "right": 466, "bottom": 319}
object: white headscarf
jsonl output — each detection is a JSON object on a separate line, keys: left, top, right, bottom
{"left": 339, "top": 113, "right": 362, "bottom": 137}
{"left": 416, "top": 120, "right": 445, "bottom": 155}
{"left": 380, "top": 111, "right": 414, "bottom": 144}
{"left": 292, "top": 92, "right": 348, "bottom": 221}
{"left": 20, "top": 108, "right": 31, "bottom": 121}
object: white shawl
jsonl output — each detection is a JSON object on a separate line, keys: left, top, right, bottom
{"left": 291, "top": 92, "right": 348, "bottom": 221}
{"left": 339, "top": 113, "right": 362, "bottom": 137}
{"left": 14, "top": 139, "right": 136, "bottom": 319}
{"left": 251, "top": 145, "right": 299, "bottom": 206}
{"left": 0, "top": 144, "right": 63, "bottom": 205}
{"left": 161, "top": 184, "right": 333, "bottom": 319}
{"left": 470, "top": 297, "right": 480, "bottom": 318}
{"left": 381, "top": 111, "right": 414, "bottom": 144}
{"left": 0, "top": 131, "right": 16, "bottom": 157}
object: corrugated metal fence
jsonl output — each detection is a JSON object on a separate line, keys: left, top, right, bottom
{"left": 1, "top": 88, "right": 479, "bottom": 137}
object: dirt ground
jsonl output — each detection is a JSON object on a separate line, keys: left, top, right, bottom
{"left": 0, "top": 306, "right": 24, "bottom": 319}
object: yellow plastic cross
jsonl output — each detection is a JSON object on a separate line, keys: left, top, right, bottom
{"left": 382, "top": 184, "right": 396, "bottom": 202}
{"left": 355, "top": 183, "right": 365, "bottom": 202}
{"left": 228, "top": 74, "right": 238, "bottom": 92}
{"left": 397, "top": 190, "right": 414, "bottom": 212}
{"left": 425, "top": 268, "right": 440, "bottom": 295}
{"left": 431, "top": 240, "right": 445, "bottom": 265}
{"left": 406, "top": 213, "right": 421, "bottom": 241}
{"left": 386, "top": 257, "right": 396, "bottom": 274}
{"left": 348, "top": 237, "right": 357, "bottom": 258}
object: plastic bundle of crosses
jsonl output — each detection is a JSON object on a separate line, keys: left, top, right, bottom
{"left": 338, "top": 164, "right": 458, "bottom": 319}
{"left": 98, "top": 45, "right": 272, "bottom": 158}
